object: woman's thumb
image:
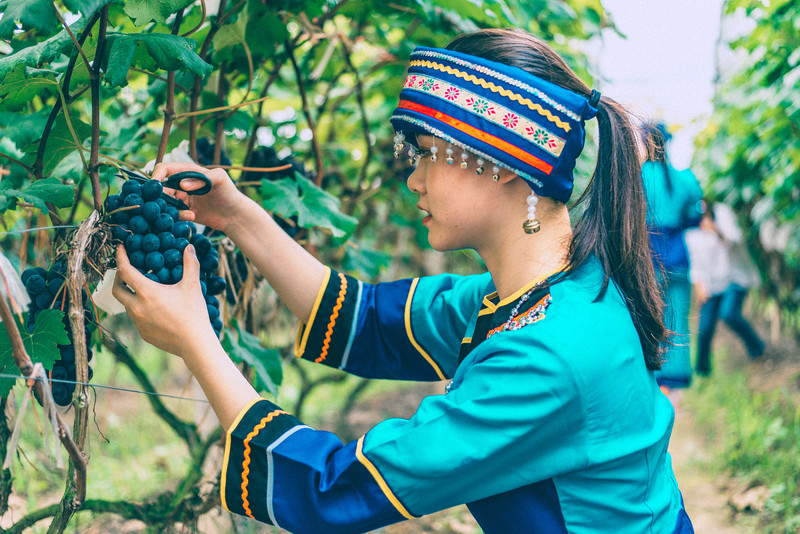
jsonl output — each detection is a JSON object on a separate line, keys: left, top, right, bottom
{"left": 182, "top": 244, "right": 201, "bottom": 282}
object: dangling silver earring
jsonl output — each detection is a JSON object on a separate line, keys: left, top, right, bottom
{"left": 475, "top": 158, "right": 484, "bottom": 175}
{"left": 523, "top": 191, "right": 541, "bottom": 234}
{"left": 445, "top": 144, "right": 454, "bottom": 165}
{"left": 460, "top": 151, "right": 469, "bottom": 169}
{"left": 491, "top": 165, "right": 500, "bottom": 182}
{"left": 430, "top": 139, "right": 438, "bottom": 162}
{"left": 393, "top": 132, "right": 405, "bottom": 159}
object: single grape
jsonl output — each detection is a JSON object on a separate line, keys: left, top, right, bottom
{"left": 129, "top": 250, "right": 145, "bottom": 269}
{"left": 35, "top": 292, "right": 52, "bottom": 309}
{"left": 47, "top": 278, "right": 64, "bottom": 296}
{"left": 129, "top": 215, "right": 149, "bottom": 235}
{"left": 192, "top": 235, "right": 212, "bottom": 257}
{"left": 145, "top": 251, "right": 165, "bottom": 271}
{"left": 142, "top": 179, "right": 163, "bottom": 201}
{"left": 174, "top": 237, "right": 189, "bottom": 252}
{"left": 87, "top": 347, "right": 93, "bottom": 363}
{"left": 165, "top": 206, "right": 180, "bottom": 221}
{"left": 51, "top": 383, "right": 71, "bottom": 406}
{"left": 25, "top": 275, "right": 46, "bottom": 295}
{"left": 111, "top": 225, "right": 130, "bottom": 242}
{"left": 141, "top": 201, "right": 161, "bottom": 222}
{"left": 125, "top": 233, "right": 143, "bottom": 251}
{"left": 144, "top": 272, "right": 159, "bottom": 283}
{"left": 153, "top": 213, "right": 175, "bottom": 233}
{"left": 111, "top": 209, "right": 132, "bottom": 225}
{"left": 20, "top": 268, "right": 36, "bottom": 285}
{"left": 207, "top": 304, "right": 220, "bottom": 322}
{"left": 121, "top": 180, "right": 142, "bottom": 197}
{"left": 200, "top": 253, "right": 219, "bottom": 273}
{"left": 158, "top": 231, "right": 175, "bottom": 252}
{"left": 123, "top": 193, "right": 143, "bottom": 214}
{"left": 170, "top": 265, "right": 183, "bottom": 283}
{"left": 206, "top": 275, "right": 227, "bottom": 296}
{"left": 51, "top": 364, "right": 69, "bottom": 381}
{"left": 212, "top": 318, "right": 223, "bottom": 332}
{"left": 156, "top": 267, "right": 171, "bottom": 284}
{"left": 172, "top": 221, "right": 191, "bottom": 239}
{"left": 156, "top": 197, "right": 168, "bottom": 212}
{"left": 204, "top": 295, "right": 219, "bottom": 307}
{"left": 163, "top": 248, "right": 182, "bottom": 268}
{"left": 105, "top": 194, "right": 123, "bottom": 212}
{"left": 142, "top": 233, "right": 160, "bottom": 253}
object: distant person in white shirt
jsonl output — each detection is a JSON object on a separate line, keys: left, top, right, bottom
{"left": 685, "top": 202, "right": 765, "bottom": 376}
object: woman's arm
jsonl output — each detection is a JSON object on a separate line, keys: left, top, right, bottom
{"left": 112, "top": 245, "right": 260, "bottom": 429}
{"left": 149, "top": 162, "right": 326, "bottom": 323}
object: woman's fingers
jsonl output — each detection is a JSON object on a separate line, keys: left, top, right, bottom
{"left": 151, "top": 161, "right": 207, "bottom": 182}
{"left": 180, "top": 245, "right": 201, "bottom": 285}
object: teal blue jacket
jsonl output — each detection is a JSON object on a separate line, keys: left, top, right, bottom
{"left": 222, "top": 258, "right": 693, "bottom": 533}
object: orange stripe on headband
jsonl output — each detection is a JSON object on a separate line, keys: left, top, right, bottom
{"left": 397, "top": 99, "right": 554, "bottom": 175}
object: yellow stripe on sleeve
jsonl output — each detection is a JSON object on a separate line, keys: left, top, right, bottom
{"left": 295, "top": 267, "right": 332, "bottom": 359}
{"left": 355, "top": 436, "right": 416, "bottom": 520}
{"left": 404, "top": 278, "right": 446, "bottom": 380}
{"left": 221, "top": 397, "right": 264, "bottom": 513}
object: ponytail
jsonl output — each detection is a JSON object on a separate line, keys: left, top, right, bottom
{"left": 568, "top": 98, "right": 666, "bottom": 370}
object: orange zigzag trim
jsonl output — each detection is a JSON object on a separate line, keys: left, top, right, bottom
{"left": 240, "top": 409, "right": 288, "bottom": 519}
{"left": 316, "top": 273, "right": 347, "bottom": 363}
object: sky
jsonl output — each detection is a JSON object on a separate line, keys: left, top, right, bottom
{"left": 587, "top": 0, "right": 726, "bottom": 169}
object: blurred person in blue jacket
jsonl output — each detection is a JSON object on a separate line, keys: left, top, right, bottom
{"left": 641, "top": 122, "right": 703, "bottom": 390}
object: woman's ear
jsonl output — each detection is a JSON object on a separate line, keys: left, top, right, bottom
{"left": 495, "top": 168, "right": 519, "bottom": 185}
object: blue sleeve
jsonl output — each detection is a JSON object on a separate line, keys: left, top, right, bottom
{"left": 294, "top": 267, "right": 490, "bottom": 380}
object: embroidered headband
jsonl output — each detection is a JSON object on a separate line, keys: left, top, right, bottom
{"left": 390, "top": 46, "right": 599, "bottom": 203}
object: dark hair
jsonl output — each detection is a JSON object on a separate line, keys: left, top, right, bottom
{"left": 642, "top": 122, "right": 673, "bottom": 193}
{"left": 446, "top": 29, "right": 665, "bottom": 370}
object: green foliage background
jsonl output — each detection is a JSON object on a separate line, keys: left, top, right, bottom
{"left": 693, "top": 0, "right": 800, "bottom": 329}
{"left": 0, "top": 0, "right": 610, "bottom": 530}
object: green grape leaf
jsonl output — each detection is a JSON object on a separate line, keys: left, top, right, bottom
{"left": 0, "top": 21, "right": 83, "bottom": 80}
{"left": 124, "top": 0, "right": 195, "bottom": 25}
{"left": 102, "top": 32, "right": 212, "bottom": 87}
{"left": 63, "top": 0, "right": 115, "bottom": 20}
{"left": 0, "top": 0, "right": 58, "bottom": 39}
{"left": 0, "top": 64, "right": 58, "bottom": 111}
{"left": 221, "top": 319, "right": 282, "bottom": 396}
{"left": 36, "top": 112, "right": 92, "bottom": 177}
{"left": 261, "top": 174, "right": 358, "bottom": 240}
{"left": 0, "top": 177, "right": 75, "bottom": 212}
{"left": 0, "top": 309, "right": 71, "bottom": 397}
{"left": 342, "top": 241, "right": 392, "bottom": 278}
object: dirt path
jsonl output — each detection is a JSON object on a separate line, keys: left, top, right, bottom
{"left": 668, "top": 390, "right": 751, "bottom": 534}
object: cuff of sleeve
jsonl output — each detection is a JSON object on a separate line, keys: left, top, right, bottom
{"left": 294, "top": 267, "right": 359, "bottom": 369}
{"left": 221, "top": 398, "right": 303, "bottom": 522}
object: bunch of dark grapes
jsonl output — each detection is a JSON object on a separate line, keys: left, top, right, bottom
{"left": 105, "top": 179, "right": 227, "bottom": 337}
{"left": 195, "top": 137, "right": 232, "bottom": 167}
{"left": 21, "top": 262, "right": 95, "bottom": 407}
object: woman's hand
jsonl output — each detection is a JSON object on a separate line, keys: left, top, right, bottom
{"left": 150, "top": 161, "right": 253, "bottom": 233}
{"left": 112, "top": 244, "right": 217, "bottom": 358}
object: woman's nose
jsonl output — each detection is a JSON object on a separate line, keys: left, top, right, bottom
{"left": 407, "top": 166, "right": 425, "bottom": 194}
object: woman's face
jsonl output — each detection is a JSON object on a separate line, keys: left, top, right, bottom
{"left": 406, "top": 135, "right": 500, "bottom": 252}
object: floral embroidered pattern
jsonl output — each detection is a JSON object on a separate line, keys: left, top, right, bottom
{"left": 412, "top": 51, "right": 581, "bottom": 123}
{"left": 404, "top": 75, "right": 417, "bottom": 88}
{"left": 401, "top": 74, "right": 565, "bottom": 157}
{"left": 420, "top": 78, "right": 439, "bottom": 91}
{"left": 503, "top": 113, "right": 518, "bottom": 128}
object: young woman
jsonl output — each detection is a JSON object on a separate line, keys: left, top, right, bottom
{"left": 113, "top": 29, "right": 693, "bottom": 534}
{"left": 641, "top": 122, "right": 703, "bottom": 389}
